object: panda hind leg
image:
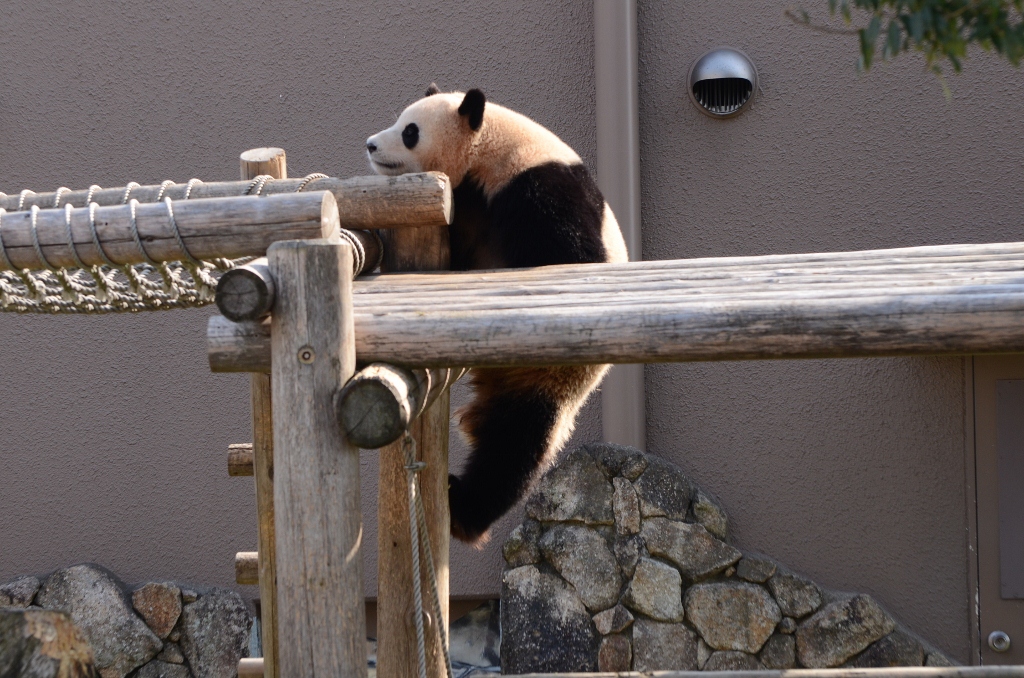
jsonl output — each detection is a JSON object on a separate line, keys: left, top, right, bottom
{"left": 449, "top": 366, "right": 605, "bottom": 545}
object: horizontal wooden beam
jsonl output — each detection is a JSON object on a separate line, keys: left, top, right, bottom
{"left": 233, "top": 661, "right": 1024, "bottom": 678}
{"left": 208, "top": 241, "right": 1024, "bottom": 371}
{"left": 0, "top": 192, "right": 338, "bottom": 271}
{"left": 236, "top": 551, "right": 259, "bottom": 585}
{"left": 228, "top": 443, "right": 254, "bottom": 476}
{"left": 1, "top": 172, "right": 452, "bottom": 231}
{"left": 335, "top": 364, "right": 466, "bottom": 448}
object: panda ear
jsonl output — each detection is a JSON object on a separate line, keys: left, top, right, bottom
{"left": 458, "top": 89, "right": 486, "bottom": 131}
{"left": 425, "top": 83, "right": 440, "bottom": 97}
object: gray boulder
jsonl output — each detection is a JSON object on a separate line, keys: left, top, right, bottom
{"left": 622, "top": 558, "right": 684, "bottom": 622}
{"left": 592, "top": 604, "right": 633, "bottom": 635}
{"left": 613, "top": 535, "right": 642, "bottom": 578}
{"left": 705, "top": 650, "right": 762, "bottom": 671}
{"left": 525, "top": 448, "right": 613, "bottom": 525}
{"left": 538, "top": 524, "right": 621, "bottom": 612}
{"left": 684, "top": 581, "right": 781, "bottom": 653}
{"left": 796, "top": 594, "right": 896, "bottom": 667}
{"left": 134, "top": 660, "right": 191, "bottom": 678}
{"left": 500, "top": 565, "right": 598, "bottom": 673}
{"left": 131, "top": 583, "right": 182, "bottom": 640}
{"left": 632, "top": 618, "right": 698, "bottom": 670}
{"left": 633, "top": 457, "right": 692, "bottom": 519}
{"left": 769, "top": 571, "right": 823, "bottom": 618}
{"left": 692, "top": 489, "right": 728, "bottom": 539}
{"left": 736, "top": 556, "right": 777, "bottom": 584}
{"left": 612, "top": 477, "right": 641, "bottom": 535}
{"left": 0, "top": 575, "right": 41, "bottom": 608}
{"left": 502, "top": 520, "right": 541, "bottom": 568}
{"left": 848, "top": 629, "right": 924, "bottom": 667}
{"left": 760, "top": 633, "right": 797, "bottom": 669}
{"left": 597, "top": 634, "right": 632, "bottom": 672}
{"left": 179, "top": 588, "right": 251, "bottom": 678}
{"left": 641, "top": 517, "right": 741, "bottom": 580}
{"left": 586, "top": 442, "right": 648, "bottom": 480}
{"left": 35, "top": 564, "right": 161, "bottom": 678}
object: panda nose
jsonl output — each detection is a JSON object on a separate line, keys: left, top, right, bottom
{"left": 366, "top": 140, "right": 377, "bottom": 153}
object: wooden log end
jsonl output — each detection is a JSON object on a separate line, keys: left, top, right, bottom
{"left": 238, "top": 658, "right": 264, "bottom": 678}
{"left": 334, "top": 373, "right": 409, "bottom": 449}
{"left": 235, "top": 551, "right": 259, "bottom": 585}
{"left": 216, "top": 258, "right": 275, "bottom": 322}
{"left": 240, "top": 148, "right": 287, "bottom": 180}
{"left": 228, "top": 443, "right": 254, "bottom": 477}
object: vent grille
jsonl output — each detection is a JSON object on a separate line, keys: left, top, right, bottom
{"left": 692, "top": 78, "right": 753, "bottom": 116}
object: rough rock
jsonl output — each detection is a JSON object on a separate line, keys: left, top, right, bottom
{"left": 538, "top": 524, "right": 621, "bottom": 612}
{"left": 134, "top": 660, "right": 191, "bottom": 678}
{"left": 597, "top": 634, "right": 632, "bottom": 672}
{"left": 848, "top": 630, "right": 924, "bottom": 667}
{"left": 132, "top": 583, "right": 182, "bottom": 640}
{"left": 641, "top": 517, "right": 741, "bottom": 580}
{"left": 796, "top": 594, "right": 896, "bottom": 667}
{"left": 632, "top": 618, "right": 698, "bottom": 671}
{"left": 778, "top": 617, "right": 797, "bottom": 634}
{"left": 592, "top": 604, "right": 633, "bottom": 635}
{"left": 633, "top": 457, "right": 692, "bottom": 519}
{"left": 622, "top": 558, "right": 684, "bottom": 622}
{"left": 155, "top": 643, "right": 185, "bottom": 664}
{"left": 0, "top": 575, "right": 41, "bottom": 608}
{"left": 926, "top": 652, "right": 955, "bottom": 666}
{"left": 697, "top": 638, "right": 713, "bottom": 669}
{"left": 692, "top": 489, "right": 728, "bottom": 539}
{"left": 500, "top": 565, "right": 598, "bottom": 673}
{"left": 180, "top": 590, "right": 197, "bottom": 604}
{"left": 587, "top": 442, "right": 647, "bottom": 480}
{"left": 736, "top": 556, "right": 777, "bottom": 584}
{"left": 761, "top": 633, "right": 797, "bottom": 669}
{"left": 684, "top": 581, "right": 781, "bottom": 653}
{"left": 769, "top": 572, "right": 823, "bottom": 618}
{"left": 612, "top": 477, "right": 641, "bottom": 535}
{"left": 525, "top": 448, "right": 613, "bottom": 525}
{"left": 613, "top": 535, "right": 642, "bottom": 578}
{"left": 705, "top": 650, "right": 762, "bottom": 671}
{"left": 503, "top": 520, "right": 541, "bottom": 568}
{"left": 35, "top": 564, "right": 161, "bottom": 678}
{"left": 179, "top": 588, "right": 251, "bottom": 678}
{"left": 0, "top": 608, "right": 97, "bottom": 678}
{"left": 449, "top": 600, "right": 500, "bottom": 667}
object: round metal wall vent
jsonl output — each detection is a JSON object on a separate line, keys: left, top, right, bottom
{"left": 688, "top": 48, "right": 757, "bottom": 118}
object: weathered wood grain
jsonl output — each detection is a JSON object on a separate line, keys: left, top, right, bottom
{"left": 335, "top": 365, "right": 466, "bottom": 449}
{"left": 270, "top": 239, "right": 365, "bottom": 678}
{"left": 0, "top": 192, "right": 338, "bottom": 271}
{"left": 227, "top": 442, "right": 254, "bottom": 476}
{"left": 241, "top": 148, "right": 284, "bottom": 678}
{"left": 2, "top": 172, "right": 452, "bottom": 231}
{"left": 377, "top": 216, "right": 451, "bottom": 678}
{"left": 208, "top": 241, "right": 1024, "bottom": 371}
{"left": 235, "top": 551, "right": 259, "bottom": 585}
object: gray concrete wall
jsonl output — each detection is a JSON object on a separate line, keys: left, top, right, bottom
{"left": 637, "top": 1, "right": 1024, "bottom": 663}
{"left": 2, "top": 0, "right": 1017, "bottom": 663}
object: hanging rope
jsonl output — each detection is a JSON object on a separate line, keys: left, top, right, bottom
{"left": 0, "top": 174, "right": 353, "bottom": 314}
{"left": 401, "top": 432, "right": 454, "bottom": 678}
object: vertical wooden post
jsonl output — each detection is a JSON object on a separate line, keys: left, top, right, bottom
{"left": 270, "top": 238, "right": 366, "bottom": 677}
{"left": 377, "top": 227, "right": 451, "bottom": 678}
{"left": 241, "top": 148, "right": 286, "bottom": 678}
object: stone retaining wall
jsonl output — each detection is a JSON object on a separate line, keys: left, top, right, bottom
{"left": 500, "top": 443, "right": 956, "bottom": 673}
{"left": 0, "top": 564, "right": 252, "bottom": 678}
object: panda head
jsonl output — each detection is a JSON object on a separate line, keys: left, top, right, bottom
{"left": 366, "top": 85, "right": 485, "bottom": 184}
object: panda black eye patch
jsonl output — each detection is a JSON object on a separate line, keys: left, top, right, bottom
{"left": 402, "top": 123, "right": 419, "bottom": 149}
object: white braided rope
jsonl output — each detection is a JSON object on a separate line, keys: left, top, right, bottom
{"left": 401, "top": 433, "right": 454, "bottom": 678}
{"left": 0, "top": 174, "right": 358, "bottom": 313}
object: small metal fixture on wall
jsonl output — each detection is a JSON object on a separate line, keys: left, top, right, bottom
{"left": 688, "top": 48, "right": 758, "bottom": 118}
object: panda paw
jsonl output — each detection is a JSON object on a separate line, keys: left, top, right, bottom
{"left": 448, "top": 474, "right": 491, "bottom": 548}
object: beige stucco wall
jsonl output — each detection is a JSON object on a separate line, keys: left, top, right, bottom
{"left": 2, "top": 0, "right": 1020, "bottom": 663}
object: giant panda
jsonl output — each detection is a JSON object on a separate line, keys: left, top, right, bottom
{"left": 366, "top": 85, "right": 628, "bottom": 544}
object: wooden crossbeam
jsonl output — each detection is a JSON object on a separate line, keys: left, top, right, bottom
{"left": 208, "top": 241, "right": 1024, "bottom": 371}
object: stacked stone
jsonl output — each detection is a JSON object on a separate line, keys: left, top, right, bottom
{"left": 500, "top": 443, "right": 955, "bottom": 673}
{"left": 0, "top": 564, "right": 252, "bottom": 678}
